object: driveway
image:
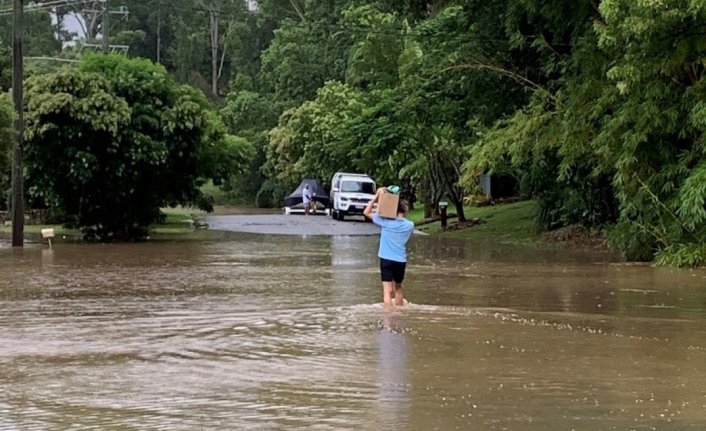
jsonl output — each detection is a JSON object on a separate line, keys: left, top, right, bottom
{"left": 205, "top": 214, "right": 380, "bottom": 236}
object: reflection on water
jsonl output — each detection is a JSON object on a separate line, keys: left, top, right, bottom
{"left": 377, "top": 314, "right": 410, "bottom": 429}
{"left": 1, "top": 233, "right": 705, "bottom": 430}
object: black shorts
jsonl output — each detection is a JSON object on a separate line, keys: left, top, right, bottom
{"left": 380, "top": 258, "right": 407, "bottom": 283}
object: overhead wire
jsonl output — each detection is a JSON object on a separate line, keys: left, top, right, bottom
{"left": 0, "top": 0, "right": 97, "bottom": 16}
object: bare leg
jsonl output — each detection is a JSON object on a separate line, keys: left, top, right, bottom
{"left": 382, "top": 281, "right": 394, "bottom": 308}
{"left": 394, "top": 282, "right": 404, "bottom": 306}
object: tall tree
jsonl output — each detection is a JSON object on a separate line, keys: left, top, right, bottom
{"left": 65, "top": 0, "right": 105, "bottom": 43}
{"left": 24, "top": 55, "right": 240, "bottom": 240}
{"left": 0, "top": 93, "right": 11, "bottom": 210}
{"left": 0, "top": 8, "right": 60, "bottom": 56}
{"left": 259, "top": 0, "right": 355, "bottom": 106}
{"left": 0, "top": 45, "right": 11, "bottom": 91}
{"left": 195, "top": 0, "right": 247, "bottom": 96}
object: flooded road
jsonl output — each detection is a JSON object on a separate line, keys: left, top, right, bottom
{"left": 205, "top": 213, "right": 381, "bottom": 235}
{"left": 1, "top": 231, "right": 706, "bottom": 430}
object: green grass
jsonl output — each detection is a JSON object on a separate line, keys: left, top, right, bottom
{"left": 3, "top": 201, "right": 539, "bottom": 244}
{"left": 151, "top": 208, "right": 205, "bottom": 235}
{"left": 411, "top": 200, "right": 538, "bottom": 243}
{"left": 0, "top": 223, "right": 80, "bottom": 236}
{"left": 0, "top": 208, "right": 205, "bottom": 238}
{"left": 200, "top": 180, "right": 246, "bottom": 206}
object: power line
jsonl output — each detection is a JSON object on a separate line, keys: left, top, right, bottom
{"left": 0, "top": 0, "right": 96, "bottom": 16}
{"left": 2, "top": 0, "right": 130, "bottom": 59}
{"left": 3, "top": 0, "right": 76, "bottom": 11}
{"left": 25, "top": 55, "right": 78, "bottom": 62}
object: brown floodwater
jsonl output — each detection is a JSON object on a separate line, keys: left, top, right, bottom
{"left": 1, "top": 231, "right": 705, "bottom": 430}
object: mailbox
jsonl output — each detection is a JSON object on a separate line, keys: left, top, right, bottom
{"left": 41, "top": 228, "right": 55, "bottom": 249}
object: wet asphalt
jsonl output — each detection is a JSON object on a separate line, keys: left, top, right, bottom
{"left": 205, "top": 213, "right": 380, "bottom": 236}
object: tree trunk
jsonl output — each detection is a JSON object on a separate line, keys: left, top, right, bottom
{"left": 210, "top": 10, "right": 219, "bottom": 96}
{"left": 420, "top": 176, "right": 435, "bottom": 218}
{"left": 156, "top": 1, "right": 161, "bottom": 63}
{"left": 453, "top": 199, "right": 466, "bottom": 223}
{"left": 428, "top": 150, "right": 466, "bottom": 222}
{"left": 400, "top": 178, "right": 414, "bottom": 210}
{"left": 289, "top": 0, "right": 305, "bottom": 21}
{"left": 218, "top": 26, "right": 230, "bottom": 82}
{"left": 54, "top": 8, "right": 63, "bottom": 51}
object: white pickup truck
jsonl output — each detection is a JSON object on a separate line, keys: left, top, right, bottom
{"left": 329, "top": 172, "right": 376, "bottom": 221}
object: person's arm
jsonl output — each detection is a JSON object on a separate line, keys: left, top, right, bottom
{"left": 363, "top": 187, "right": 385, "bottom": 220}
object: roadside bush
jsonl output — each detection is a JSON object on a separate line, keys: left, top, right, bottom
{"left": 255, "top": 178, "right": 290, "bottom": 208}
{"left": 0, "top": 93, "right": 13, "bottom": 211}
{"left": 24, "top": 55, "right": 229, "bottom": 241}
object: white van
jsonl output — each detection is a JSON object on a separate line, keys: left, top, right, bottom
{"left": 330, "top": 172, "right": 376, "bottom": 221}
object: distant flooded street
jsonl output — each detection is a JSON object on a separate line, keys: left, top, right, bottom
{"left": 1, "top": 230, "right": 705, "bottom": 430}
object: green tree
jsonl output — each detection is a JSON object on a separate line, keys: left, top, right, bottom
{"left": 343, "top": 4, "right": 403, "bottom": 90}
{"left": 0, "top": 9, "right": 60, "bottom": 57}
{"left": 396, "top": 5, "right": 520, "bottom": 220}
{"left": 168, "top": 17, "right": 209, "bottom": 87}
{"left": 461, "top": 0, "right": 612, "bottom": 230}
{"left": 0, "top": 92, "right": 11, "bottom": 210}
{"left": 265, "top": 80, "right": 367, "bottom": 184}
{"left": 194, "top": 0, "right": 249, "bottom": 96}
{"left": 0, "top": 45, "right": 10, "bottom": 92}
{"left": 219, "top": 78, "right": 280, "bottom": 202}
{"left": 466, "top": 0, "right": 706, "bottom": 266}
{"left": 260, "top": 23, "right": 339, "bottom": 106}
{"left": 256, "top": 0, "right": 306, "bottom": 22}
{"left": 24, "top": 55, "right": 231, "bottom": 241}
{"left": 259, "top": 1, "right": 355, "bottom": 106}
{"left": 595, "top": 0, "right": 706, "bottom": 265}
{"left": 199, "top": 111, "right": 256, "bottom": 188}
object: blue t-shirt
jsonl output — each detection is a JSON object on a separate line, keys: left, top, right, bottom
{"left": 372, "top": 214, "right": 414, "bottom": 262}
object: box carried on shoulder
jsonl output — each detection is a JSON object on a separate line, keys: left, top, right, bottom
{"left": 377, "top": 191, "right": 399, "bottom": 218}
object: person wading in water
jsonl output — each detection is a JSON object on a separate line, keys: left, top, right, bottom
{"left": 363, "top": 187, "right": 414, "bottom": 307}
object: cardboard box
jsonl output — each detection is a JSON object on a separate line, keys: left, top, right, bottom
{"left": 377, "top": 191, "right": 399, "bottom": 218}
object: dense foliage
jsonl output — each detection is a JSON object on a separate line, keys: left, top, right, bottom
{"left": 0, "top": 46, "right": 10, "bottom": 92}
{"left": 465, "top": 0, "right": 706, "bottom": 266}
{"left": 0, "top": 93, "right": 11, "bottom": 210}
{"left": 23, "top": 55, "right": 250, "bottom": 240}
{"left": 4, "top": 0, "right": 706, "bottom": 264}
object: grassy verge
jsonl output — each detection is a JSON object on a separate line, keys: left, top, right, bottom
{"left": 409, "top": 200, "right": 539, "bottom": 243}
{"left": 0, "top": 223, "right": 80, "bottom": 236}
{"left": 151, "top": 209, "right": 200, "bottom": 235}
{"left": 0, "top": 208, "right": 206, "bottom": 238}
{"left": 200, "top": 180, "right": 246, "bottom": 206}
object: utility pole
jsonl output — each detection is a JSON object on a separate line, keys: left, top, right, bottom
{"left": 102, "top": 0, "right": 109, "bottom": 52}
{"left": 11, "top": 0, "right": 24, "bottom": 247}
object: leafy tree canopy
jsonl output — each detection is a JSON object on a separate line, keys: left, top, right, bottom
{"left": 0, "top": 92, "right": 11, "bottom": 210}
{"left": 24, "top": 54, "right": 246, "bottom": 241}
{"left": 0, "top": 46, "right": 10, "bottom": 92}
